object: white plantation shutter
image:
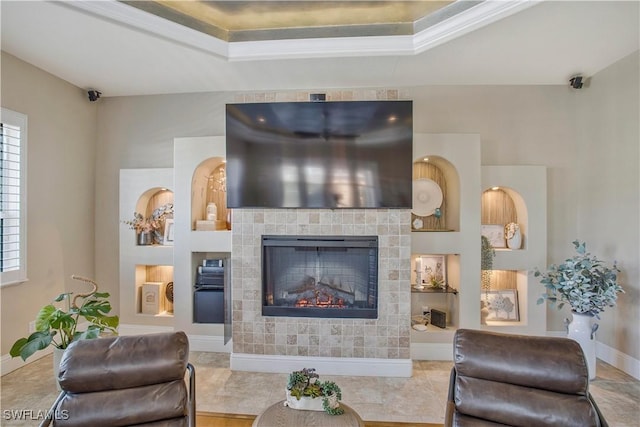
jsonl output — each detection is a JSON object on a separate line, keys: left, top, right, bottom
{"left": 1, "top": 108, "right": 27, "bottom": 286}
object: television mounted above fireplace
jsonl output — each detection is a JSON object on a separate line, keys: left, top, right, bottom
{"left": 226, "top": 100, "right": 413, "bottom": 209}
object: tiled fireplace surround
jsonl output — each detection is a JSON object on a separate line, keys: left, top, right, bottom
{"left": 230, "top": 208, "right": 413, "bottom": 376}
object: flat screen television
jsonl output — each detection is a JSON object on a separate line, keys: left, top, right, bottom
{"left": 225, "top": 100, "right": 413, "bottom": 209}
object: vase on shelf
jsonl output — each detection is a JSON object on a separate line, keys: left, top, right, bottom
{"left": 206, "top": 202, "right": 218, "bottom": 221}
{"left": 566, "top": 312, "right": 597, "bottom": 380}
{"left": 137, "top": 231, "right": 153, "bottom": 246}
{"left": 505, "top": 223, "right": 521, "bottom": 249}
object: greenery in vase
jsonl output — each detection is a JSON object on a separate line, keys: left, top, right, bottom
{"left": 481, "top": 235, "right": 495, "bottom": 299}
{"left": 287, "top": 368, "right": 344, "bottom": 415}
{"left": 10, "top": 276, "right": 119, "bottom": 361}
{"left": 535, "top": 240, "right": 624, "bottom": 318}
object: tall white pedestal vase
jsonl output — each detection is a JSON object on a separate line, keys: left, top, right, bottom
{"left": 567, "top": 312, "right": 597, "bottom": 380}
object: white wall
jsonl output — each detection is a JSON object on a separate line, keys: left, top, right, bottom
{"left": 2, "top": 49, "right": 638, "bottom": 368}
{"left": 0, "top": 52, "right": 97, "bottom": 356}
{"left": 575, "top": 52, "right": 639, "bottom": 360}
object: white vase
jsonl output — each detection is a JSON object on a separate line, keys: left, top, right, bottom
{"left": 506, "top": 228, "right": 521, "bottom": 249}
{"left": 567, "top": 312, "right": 597, "bottom": 380}
{"left": 53, "top": 347, "right": 65, "bottom": 391}
{"left": 284, "top": 389, "right": 324, "bottom": 411}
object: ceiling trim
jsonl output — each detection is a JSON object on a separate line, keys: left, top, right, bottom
{"left": 412, "top": 0, "right": 541, "bottom": 54}
{"left": 66, "top": 0, "right": 541, "bottom": 61}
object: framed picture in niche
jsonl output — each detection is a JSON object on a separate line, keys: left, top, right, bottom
{"left": 163, "top": 219, "right": 175, "bottom": 246}
{"left": 417, "top": 255, "right": 446, "bottom": 288}
{"left": 481, "top": 224, "right": 506, "bottom": 248}
{"left": 484, "top": 290, "right": 519, "bottom": 321}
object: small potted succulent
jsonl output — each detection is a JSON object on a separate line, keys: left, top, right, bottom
{"left": 285, "top": 368, "right": 344, "bottom": 415}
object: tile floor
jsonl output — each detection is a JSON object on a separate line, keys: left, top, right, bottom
{"left": 1, "top": 352, "right": 639, "bottom": 426}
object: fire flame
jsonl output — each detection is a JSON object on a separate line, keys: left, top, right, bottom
{"left": 295, "top": 290, "right": 346, "bottom": 308}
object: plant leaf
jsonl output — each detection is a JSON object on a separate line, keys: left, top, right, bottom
{"left": 10, "top": 331, "right": 53, "bottom": 361}
{"left": 35, "top": 305, "right": 57, "bottom": 331}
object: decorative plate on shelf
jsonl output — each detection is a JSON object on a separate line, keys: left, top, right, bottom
{"left": 165, "top": 282, "right": 174, "bottom": 303}
{"left": 412, "top": 178, "right": 443, "bottom": 217}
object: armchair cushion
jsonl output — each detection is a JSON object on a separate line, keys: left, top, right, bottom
{"left": 58, "top": 331, "right": 189, "bottom": 393}
{"left": 44, "top": 332, "right": 193, "bottom": 427}
{"left": 447, "top": 329, "right": 606, "bottom": 427}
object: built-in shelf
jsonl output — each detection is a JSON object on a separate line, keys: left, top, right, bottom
{"left": 411, "top": 285, "right": 458, "bottom": 295}
{"left": 119, "top": 168, "right": 175, "bottom": 329}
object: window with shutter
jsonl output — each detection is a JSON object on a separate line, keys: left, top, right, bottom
{"left": 1, "top": 108, "right": 27, "bottom": 286}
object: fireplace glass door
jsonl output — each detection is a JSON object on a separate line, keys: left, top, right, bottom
{"left": 262, "top": 235, "right": 378, "bottom": 319}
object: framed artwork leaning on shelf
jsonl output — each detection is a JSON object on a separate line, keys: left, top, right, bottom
{"left": 163, "top": 219, "right": 175, "bottom": 246}
{"left": 481, "top": 224, "right": 506, "bottom": 248}
{"left": 419, "top": 255, "right": 447, "bottom": 288}
{"left": 484, "top": 289, "right": 519, "bottom": 321}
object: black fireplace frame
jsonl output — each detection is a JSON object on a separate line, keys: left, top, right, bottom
{"left": 261, "top": 235, "right": 378, "bottom": 319}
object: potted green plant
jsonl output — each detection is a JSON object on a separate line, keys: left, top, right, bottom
{"left": 480, "top": 236, "right": 496, "bottom": 325}
{"left": 285, "top": 368, "right": 344, "bottom": 415}
{"left": 534, "top": 240, "right": 623, "bottom": 379}
{"left": 481, "top": 235, "right": 495, "bottom": 297}
{"left": 10, "top": 275, "right": 119, "bottom": 362}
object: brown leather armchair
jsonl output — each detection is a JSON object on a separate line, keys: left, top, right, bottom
{"left": 445, "top": 329, "right": 608, "bottom": 427}
{"left": 40, "top": 331, "right": 195, "bottom": 427}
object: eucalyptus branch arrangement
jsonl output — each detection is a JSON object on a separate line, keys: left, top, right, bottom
{"left": 122, "top": 203, "right": 174, "bottom": 242}
{"left": 535, "top": 240, "right": 623, "bottom": 318}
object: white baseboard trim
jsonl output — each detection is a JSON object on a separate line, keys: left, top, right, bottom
{"left": 597, "top": 340, "right": 640, "bottom": 380}
{"left": 188, "top": 334, "right": 231, "bottom": 353}
{"left": 118, "top": 324, "right": 231, "bottom": 353}
{"left": 5, "top": 327, "right": 636, "bottom": 381}
{"left": 545, "top": 330, "right": 639, "bottom": 380}
{"left": 1, "top": 346, "right": 53, "bottom": 376}
{"left": 230, "top": 353, "right": 412, "bottom": 377}
{"left": 410, "top": 343, "right": 453, "bottom": 361}
{"left": 117, "top": 323, "right": 174, "bottom": 336}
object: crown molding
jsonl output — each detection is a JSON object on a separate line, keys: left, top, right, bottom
{"left": 65, "top": 0, "right": 541, "bottom": 61}
{"left": 412, "top": 0, "right": 542, "bottom": 54}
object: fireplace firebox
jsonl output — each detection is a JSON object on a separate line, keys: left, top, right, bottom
{"left": 262, "top": 235, "right": 378, "bottom": 319}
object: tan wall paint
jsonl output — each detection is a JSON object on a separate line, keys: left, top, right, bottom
{"left": 0, "top": 53, "right": 97, "bottom": 355}
{"left": 2, "top": 50, "right": 637, "bottom": 362}
{"left": 575, "top": 52, "right": 639, "bottom": 358}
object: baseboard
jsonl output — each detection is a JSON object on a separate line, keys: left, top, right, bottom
{"left": 117, "top": 324, "right": 232, "bottom": 353}
{"left": 117, "top": 323, "right": 174, "bottom": 335}
{"left": 1, "top": 346, "right": 53, "bottom": 376}
{"left": 410, "top": 342, "right": 453, "bottom": 361}
{"left": 230, "top": 353, "right": 413, "bottom": 377}
{"left": 189, "top": 334, "right": 232, "bottom": 353}
{"left": 5, "top": 327, "right": 636, "bottom": 381}
{"left": 597, "top": 340, "right": 640, "bottom": 380}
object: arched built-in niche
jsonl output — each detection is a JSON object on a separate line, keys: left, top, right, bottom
{"left": 191, "top": 157, "right": 228, "bottom": 231}
{"left": 132, "top": 187, "right": 174, "bottom": 244}
{"left": 481, "top": 186, "right": 527, "bottom": 249}
{"left": 412, "top": 155, "right": 459, "bottom": 231}
{"left": 138, "top": 188, "right": 173, "bottom": 218}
